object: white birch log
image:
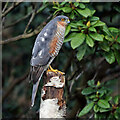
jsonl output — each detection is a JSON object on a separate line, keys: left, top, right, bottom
{"left": 39, "top": 71, "right": 66, "bottom": 119}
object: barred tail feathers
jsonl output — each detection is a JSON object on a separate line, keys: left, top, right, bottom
{"left": 31, "top": 66, "right": 45, "bottom": 107}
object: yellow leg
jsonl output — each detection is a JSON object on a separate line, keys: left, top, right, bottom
{"left": 47, "top": 65, "right": 65, "bottom": 75}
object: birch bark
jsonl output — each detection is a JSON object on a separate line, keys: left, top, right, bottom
{"left": 39, "top": 71, "right": 66, "bottom": 119}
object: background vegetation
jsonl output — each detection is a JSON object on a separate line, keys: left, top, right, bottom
{"left": 2, "top": 2, "right": 120, "bottom": 119}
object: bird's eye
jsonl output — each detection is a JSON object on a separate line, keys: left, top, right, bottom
{"left": 61, "top": 18, "right": 65, "bottom": 21}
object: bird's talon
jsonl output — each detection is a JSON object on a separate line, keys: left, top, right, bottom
{"left": 47, "top": 65, "right": 65, "bottom": 75}
{"left": 56, "top": 70, "right": 65, "bottom": 75}
{"left": 47, "top": 70, "right": 50, "bottom": 72}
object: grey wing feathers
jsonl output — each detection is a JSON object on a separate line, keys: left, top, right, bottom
{"left": 30, "top": 19, "right": 57, "bottom": 107}
{"left": 31, "top": 21, "right": 57, "bottom": 67}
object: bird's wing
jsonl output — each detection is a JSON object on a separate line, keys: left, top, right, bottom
{"left": 30, "top": 21, "right": 57, "bottom": 80}
{"left": 30, "top": 21, "right": 57, "bottom": 107}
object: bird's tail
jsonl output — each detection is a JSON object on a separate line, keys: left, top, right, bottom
{"left": 30, "top": 66, "right": 45, "bottom": 107}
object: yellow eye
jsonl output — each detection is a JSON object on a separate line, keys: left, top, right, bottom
{"left": 61, "top": 18, "right": 65, "bottom": 21}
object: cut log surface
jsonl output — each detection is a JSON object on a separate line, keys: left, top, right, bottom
{"left": 39, "top": 71, "right": 66, "bottom": 119}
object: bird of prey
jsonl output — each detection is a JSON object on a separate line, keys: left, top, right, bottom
{"left": 30, "top": 15, "right": 70, "bottom": 107}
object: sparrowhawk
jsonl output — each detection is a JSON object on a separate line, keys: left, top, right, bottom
{"left": 30, "top": 15, "right": 70, "bottom": 107}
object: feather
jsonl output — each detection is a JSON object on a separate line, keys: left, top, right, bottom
{"left": 30, "top": 66, "right": 45, "bottom": 107}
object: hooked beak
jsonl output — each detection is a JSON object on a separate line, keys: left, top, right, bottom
{"left": 66, "top": 19, "right": 70, "bottom": 24}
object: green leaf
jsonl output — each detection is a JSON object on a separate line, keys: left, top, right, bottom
{"left": 116, "top": 107, "right": 120, "bottom": 113}
{"left": 88, "top": 27, "right": 96, "bottom": 32}
{"left": 62, "top": 7, "right": 72, "bottom": 13}
{"left": 104, "top": 51, "right": 115, "bottom": 64}
{"left": 109, "top": 27, "right": 119, "bottom": 33}
{"left": 53, "top": 9, "right": 62, "bottom": 15}
{"left": 94, "top": 113, "right": 98, "bottom": 119}
{"left": 70, "top": 11, "right": 75, "bottom": 19}
{"left": 117, "top": 36, "right": 120, "bottom": 43}
{"left": 90, "top": 21, "right": 98, "bottom": 26}
{"left": 93, "top": 21, "right": 105, "bottom": 27}
{"left": 71, "top": 29, "right": 79, "bottom": 32}
{"left": 69, "top": 23, "right": 78, "bottom": 28}
{"left": 113, "top": 96, "right": 119, "bottom": 105}
{"left": 114, "top": 111, "right": 119, "bottom": 119}
{"left": 87, "top": 79, "right": 95, "bottom": 87}
{"left": 89, "top": 95, "right": 96, "bottom": 99}
{"left": 86, "top": 35, "right": 94, "bottom": 47}
{"left": 89, "top": 16, "right": 99, "bottom": 21}
{"left": 89, "top": 33, "right": 103, "bottom": 41}
{"left": 99, "top": 92, "right": 105, "bottom": 98}
{"left": 100, "top": 108, "right": 111, "bottom": 112}
{"left": 82, "top": 87, "right": 95, "bottom": 95}
{"left": 76, "top": 20, "right": 85, "bottom": 27}
{"left": 60, "top": 2, "right": 66, "bottom": 6}
{"left": 114, "top": 5, "right": 120, "bottom": 13}
{"left": 91, "top": 10, "right": 96, "bottom": 15}
{"left": 81, "top": 25, "right": 88, "bottom": 29}
{"left": 74, "top": 2, "right": 79, "bottom": 7}
{"left": 64, "top": 32, "right": 76, "bottom": 43}
{"left": 77, "top": 8, "right": 91, "bottom": 18}
{"left": 112, "top": 44, "right": 120, "bottom": 50}
{"left": 71, "top": 33, "right": 85, "bottom": 49}
{"left": 78, "top": 102, "right": 94, "bottom": 117}
{"left": 98, "top": 99, "right": 110, "bottom": 109}
{"left": 105, "top": 35, "right": 114, "bottom": 42}
{"left": 99, "top": 42, "right": 110, "bottom": 52}
{"left": 77, "top": 45, "right": 86, "bottom": 61}
{"left": 93, "top": 98, "right": 98, "bottom": 102}
{"left": 74, "top": 9, "right": 80, "bottom": 16}
{"left": 105, "top": 96, "right": 112, "bottom": 101}
{"left": 79, "top": 3, "right": 85, "bottom": 9}
{"left": 53, "top": 6, "right": 60, "bottom": 10}
{"left": 94, "top": 105, "right": 99, "bottom": 113}
{"left": 114, "top": 49, "right": 120, "bottom": 64}
{"left": 65, "top": 25, "right": 71, "bottom": 37}
{"left": 98, "top": 88, "right": 107, "bottom": 94}
{"left": 102, "top": 25, "right": 112, "bottom": 36}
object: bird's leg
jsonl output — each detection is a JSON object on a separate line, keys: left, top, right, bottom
{"left": 47, "top": 65, "right": 65, "bottom": 75}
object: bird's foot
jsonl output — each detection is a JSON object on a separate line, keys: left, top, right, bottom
{"left": 47, "top": 65, "right": 65, "bottom": 75}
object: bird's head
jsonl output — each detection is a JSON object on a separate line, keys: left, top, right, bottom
{"left": 55, "top": 15, "right": 70, "bottom": 26}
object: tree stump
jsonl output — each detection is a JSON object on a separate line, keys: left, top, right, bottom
{"left": 39, "top": 71, "right": 66, "bottom": 119}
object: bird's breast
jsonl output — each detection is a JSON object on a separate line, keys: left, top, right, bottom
{"left": 49, "top": 23, "right": 65, "bottom": 57}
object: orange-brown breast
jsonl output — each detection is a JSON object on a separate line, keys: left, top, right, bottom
{"left": 49, "top": 22, "right": 65, "bottom": 56}
{"left": 49, "top": 36, "right": 58, "bottom": 56}
{"left": 57, "top": 21, "right": 67, "bottom": 27}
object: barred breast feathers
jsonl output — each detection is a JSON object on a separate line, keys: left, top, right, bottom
{"left": 49, "top": 22, "right": 66, "bottom": 57}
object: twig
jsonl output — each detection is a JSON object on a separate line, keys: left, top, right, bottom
{"left": 69, "top": 70, "right": 83, "bottom": 93}
{"left": 4, "top": 10, "right": 33, "bottom": 29}
{"left": 0, "top": 30, "right": 39, "bottom": 45}
{"left": 67, "top": 69, "right": 79, "bottom": 81}
{"left": 24, "top": 9, "right": 36, "bottom": 33}
{"left": 4, "top": 3, "right": 48, "bottom": 29}
{"left": 0, "top": 14, "right": 52, "bottom": 45}
{"left": 2, "top": 2, "right": 22, "bottom": 17}
{"left": 103, "top": 70, "right": 120, "bottom": 83}
{"left": 0, "top": 34, "right": 23, "bottom": 45}
{"left": 2, "top": 0, "right": 10, "bottom": 13}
